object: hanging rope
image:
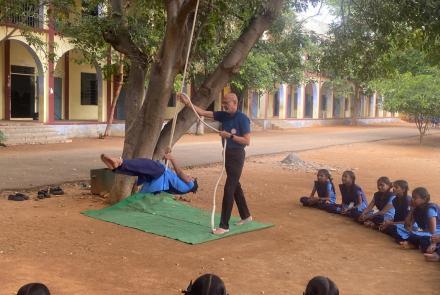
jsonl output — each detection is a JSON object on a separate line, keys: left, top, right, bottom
{"left": 167, "top": 0, "right": 226, "bottom": 231}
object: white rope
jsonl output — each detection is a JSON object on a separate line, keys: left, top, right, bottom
{"left": 166, "top": 0, "right": 226, "bottom": 231}
{"left": 168, "top": 0, "right": 202, "bottom": 154}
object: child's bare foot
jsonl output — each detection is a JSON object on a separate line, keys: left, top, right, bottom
{"left": 101, "top": 154, "right": 121, "bottom": 170}
{"left": 399, "top": 241, "right": 417, "bottom": 250}
{"left": 364, "top": 220, "right": 375, "bottom": 228}
{"left": 212, "top": 228, "right": 229, "bottom": 235}
{"left": 424, "top": 252, "right": 440, "bottom": 262}
{"left": 235, "top": 216, "right": 253, "bottom": 226}
{"left": 426, "top": 243, "right": 438, "bottom": 254}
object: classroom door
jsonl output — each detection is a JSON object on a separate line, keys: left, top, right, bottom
{"left": 11, "top": 74, "right": 35, "bottom": 118}
{"left": 54, "top": 77, "right": 62, "bottom": 120}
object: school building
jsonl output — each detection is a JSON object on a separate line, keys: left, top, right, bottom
{"left": 0, "top": 3, "right": 398, "bottom": 144}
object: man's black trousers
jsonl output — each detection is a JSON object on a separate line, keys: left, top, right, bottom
{"left": 219, "top": 148, "right": 251, "bottom": 229}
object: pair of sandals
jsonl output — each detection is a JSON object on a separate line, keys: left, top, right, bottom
{"left": 8, "top": 193, "right": 29, "bottom": 201}
{"left": 37, "top": 187, "right": 64, "bottom": 199}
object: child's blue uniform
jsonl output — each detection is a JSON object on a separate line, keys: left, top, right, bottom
{"left": 114, "top": 158, "right": 195, "bottom": 195}
{"left": 300, "top": 180, "right": 336, "bottom": 209}
{"left": 395, "top": 203, "right": 440, "bottom": 251}
{"left": 369, "top": 191, "right": 396, "bottom": 225}
{"left": 326, "top": 184, "right": 367, "bottom": 218}
{"left": 382, "top": 195, "right": 412, "bottom": 237}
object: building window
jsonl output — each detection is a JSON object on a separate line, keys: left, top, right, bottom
{"left": 5, "top": 0, "right": 43, "bottom": 28}
{"left": 81, "top": 73, "right": 98, "bottom": 105}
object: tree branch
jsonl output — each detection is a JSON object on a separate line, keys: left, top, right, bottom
{"left": 154, "top": 0, "right": 283, "bottom": 157}
{"left": 177, "top": 0, "right": 199, "bottom": 24}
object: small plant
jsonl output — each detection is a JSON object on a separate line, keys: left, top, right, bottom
{"left": 0, "top": 130, "right": 6, "bottom": 147}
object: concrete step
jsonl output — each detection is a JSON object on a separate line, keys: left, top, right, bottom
{"left": 0, "top": 124, "right": 70, "bottom": 146}
{"left": 270, "top": 120, "right": 298, "bottom": 130}
{"left": 5, "top": 137, "right": 72, "bottom": 145}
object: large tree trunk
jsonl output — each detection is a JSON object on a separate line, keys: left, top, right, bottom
{"left": 106, "top": 0, "right": 199, "bottom": 202}
{"left": 154, "top": 0, "right": 283, "bottom": 158}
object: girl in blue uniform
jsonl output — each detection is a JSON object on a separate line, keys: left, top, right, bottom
{"left": 395, "top": 187, "right": 440, "bottom": 253}
{"left": 300, "top": 169, "right": 336, "bottom": 210}
{"left": 358, "top": 176, "right": 395, "bottom": 228}
{"left": 379, "top": 180, "right": 411, "bottom": 236}
{"left": 327, "top": 170, "right": 367, "bottom": 218}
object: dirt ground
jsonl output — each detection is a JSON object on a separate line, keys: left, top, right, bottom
{"left": 1, "top": 132, "right": 440, "bottom": 295}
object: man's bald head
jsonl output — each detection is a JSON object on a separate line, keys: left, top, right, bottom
{"left": 221, "top": 92, "right": 238, "bottom": 114}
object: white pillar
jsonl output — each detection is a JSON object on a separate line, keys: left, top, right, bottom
{"left": 312, "top": 82, "right": 320, "bottom": 119}
{"left": 278, "top": 83, "right": 287, "bottom": 119}
{"left": 370, "top": 93, "right": 377, "bottom": 117}
{"left": 296, "top": 85, "right": 305, "bottom": 119}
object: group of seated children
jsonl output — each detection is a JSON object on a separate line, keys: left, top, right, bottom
{"left": 300, "top": 169, "right": 440, "bottom": 262}
{"left": 15, "top": 275, "right": 339, "bottom": 295}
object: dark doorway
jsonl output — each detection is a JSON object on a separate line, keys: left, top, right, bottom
{"left": 54, "top": 77, "right": 63, "bottom": 120}
{"left": 305, "top": 94, "right": 313, "bottom": 118}
{"left": 273, "top": 91, "right": 280, "bottom": 117}
{"left": 11, "top": 73, "right": 35, "bottom": 118}
{"left": 115, "top": 85, "right": 126, "bottom": 120}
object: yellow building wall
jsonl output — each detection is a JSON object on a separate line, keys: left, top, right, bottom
{"left": 68, "top": 50, "right": 99, "bottom": 120}
{"left": 267, "top": 93, "right": 274, "bottom": 118}
{"left": 10, "top": 41, "right": 38, "bottom": 69}
{"left": 0, "top": 42, "right": 4, "bottom": 120}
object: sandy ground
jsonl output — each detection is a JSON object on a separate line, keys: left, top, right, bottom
{"left": 1, "top": 132, "right": 440, "bottom": 294}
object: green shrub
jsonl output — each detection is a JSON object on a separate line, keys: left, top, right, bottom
{"left": 0, "top": 130, "right": 5, "bottom": 145}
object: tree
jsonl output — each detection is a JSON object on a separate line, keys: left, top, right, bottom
{"left": 319, "top": 1, "right": 394, "bottom": 124}
{"left": 373, "top": 70, "right": 440, "bottom": 143}
{"left": 51, "top": 0, "right": 319, "bottom": 202}
{"left": 230, "top": 11, "right": 306, "bottom": 101}
{"left": 5, "top": 0, "right": 317, "bottom": 202}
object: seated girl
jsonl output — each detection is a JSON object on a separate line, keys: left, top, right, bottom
{"left": 358, "top": 176, "right": 395, "bottom": 228}
{"left": 101, "top": 153, "right": 198, "bottom": 195}
{"left": 379, "top": 180, "right": 411, "bottom": 235}
{"left": 300, "top": 169, "right": 336, "bottom": 210}
{"left": 393, "top": 187, "right": 440, "bottom": 253}
{"left": 326, "top": 170, "right": 367, "bottom": 219}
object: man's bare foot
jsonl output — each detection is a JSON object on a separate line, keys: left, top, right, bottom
{"left": 212, "top": 228, "right": 229, "bottom": 235}
{"left": 399, "top": 241, "right": 417, "bottom": 250}
{"left": 424, "top": 252, "right": 440, "bottom": 262}
{"left": 235, "top": 216, "right": 253, "bottom": 226}
{"left": 101, "top": 154, "right": 122, "bottom": 170}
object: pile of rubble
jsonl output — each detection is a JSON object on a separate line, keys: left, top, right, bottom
{"left": 280, "top": 153, "right": 351, "bottom": 174}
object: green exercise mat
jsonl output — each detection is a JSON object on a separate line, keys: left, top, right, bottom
{"left": 82, "top": 192, "right": 273, "bottom": 244}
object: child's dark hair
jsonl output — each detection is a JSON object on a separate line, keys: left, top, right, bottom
{"left": 304, "top": 276, "right": 339, "bottom": 295}
{"left": 377, "top": 176, "right": 392, "bottom": 187}
{"left": 317, "top": 169, "right": 336, "bottom": 194}
{"left": 342, "top": 170, "right": 356, "bottom": 184}
{"left": 412, "top": 187, "right": 430, "bottom": 203}
{"left": 17, "top": 283, "right": 50, "bottom": 295}
{"left": 182, "top": 274, "right": 227, "bottom": 295}
{"left": 317, "top": 169, "right": 332, "bottom": 180}
{"left": 393, "top": 180, "right": 409, "bottom": 197}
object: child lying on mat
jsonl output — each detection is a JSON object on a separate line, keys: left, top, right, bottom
{"left": 101, "top": 153, "right": 198, "bottom": 195}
